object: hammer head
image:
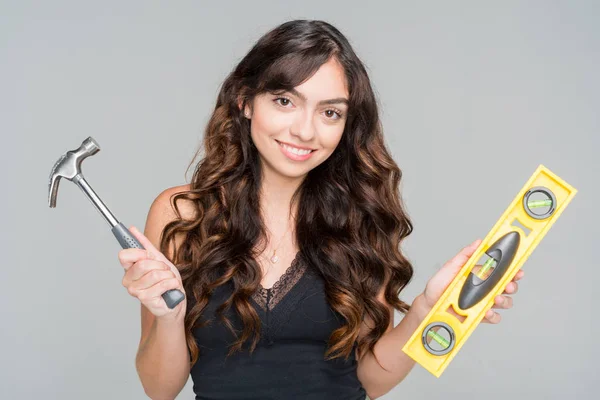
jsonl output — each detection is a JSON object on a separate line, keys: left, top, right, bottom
{"left": 48, "top": 136, "right": 101, "bottom": 208}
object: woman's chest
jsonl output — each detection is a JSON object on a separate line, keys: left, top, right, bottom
{"left": 193, "top": 264, "right": 344, "bottom": 347}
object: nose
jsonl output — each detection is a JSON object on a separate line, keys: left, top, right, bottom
{"left": 290, "top": 108, "right": 316, "bottom": 142}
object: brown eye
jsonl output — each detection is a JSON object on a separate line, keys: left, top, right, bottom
{"left": 324, "top": 109, "right": 342, "bottom": 120}
{"left": 274, "top": 97, "right": 292, "bottom": 107}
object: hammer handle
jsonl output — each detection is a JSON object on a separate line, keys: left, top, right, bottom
{"left": 112, "top": 222, "right": 185, "bottom": 309}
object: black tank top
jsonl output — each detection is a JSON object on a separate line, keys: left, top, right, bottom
{"left": 188, "top": 251, "right": 367, "bottom": 400}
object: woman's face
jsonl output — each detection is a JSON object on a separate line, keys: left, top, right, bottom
{"left": 245, "top": 58, "right": 349, "bottom": 181}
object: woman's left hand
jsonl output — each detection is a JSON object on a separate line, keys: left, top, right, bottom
{"left": 419, "top": 239, "right": 525, "bottom": 324}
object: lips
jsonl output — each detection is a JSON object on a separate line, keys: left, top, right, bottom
{"left": 275, "top": 140, "right": 315, "bottom": 151}
{"left": 275, "top": 139, "right": 317, "bottom": 161}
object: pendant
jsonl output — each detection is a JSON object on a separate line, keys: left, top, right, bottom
{"left": 270, "top": 253, "right": 279, "bottom": 263}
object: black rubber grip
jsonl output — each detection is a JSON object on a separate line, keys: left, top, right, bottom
{"left": 458, "top": 231, "right": 520, "bottom": 310}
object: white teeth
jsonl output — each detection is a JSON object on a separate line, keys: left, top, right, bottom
{"left": 280, "top": 142, "right": 312, "bottom": 155}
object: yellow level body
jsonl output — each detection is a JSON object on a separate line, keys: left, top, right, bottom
{"left": 402, "top": 164, "right": 577, "bottom": 377}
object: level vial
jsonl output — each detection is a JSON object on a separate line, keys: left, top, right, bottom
{"left": 427, "top": 330, "right": 450, "bottom": 348}
{"left": 476, "top": 257, "right": 497, "bottom": 280}
{"left": 528, "top": 199, "right": 552, "bottom": 208}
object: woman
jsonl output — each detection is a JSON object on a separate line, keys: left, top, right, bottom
{"left": 118, "top": 20, "right": 523, "bottom": 400}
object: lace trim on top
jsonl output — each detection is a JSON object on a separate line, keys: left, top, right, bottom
{"left": 252, "top": 251, "right": 307, "bottom": 311}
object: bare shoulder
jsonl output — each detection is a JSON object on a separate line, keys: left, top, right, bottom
{"left": 143, "top": 184, "right": 196, "bottom": 260}
{"left": 148, "top": 184, "right": 196, "bottom": 223}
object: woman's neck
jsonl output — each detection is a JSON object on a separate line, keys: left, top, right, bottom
{"left": 258, "top": 170, "right": 303, "bottom": 251}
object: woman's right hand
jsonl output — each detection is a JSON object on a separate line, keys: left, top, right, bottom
{"left": 118, "top": 226, "right": 187, "bottom": 320}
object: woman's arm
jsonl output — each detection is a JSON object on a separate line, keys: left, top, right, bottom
{"left": 134, "top": 186, "right": 194, "bottom": 399}
{"left": 136, "top": 312, "right": 190, "bottom": 400}
{"left": 356, "top": 294, "right": 430, "bottom": 399}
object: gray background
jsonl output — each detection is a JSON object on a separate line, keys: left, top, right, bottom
{"left": 1, "top": 1, "right": 598, "bottom": 399}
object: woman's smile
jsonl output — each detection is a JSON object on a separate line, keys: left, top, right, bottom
{"left": 275, "top": 139, "right": 317, "bottom": 161}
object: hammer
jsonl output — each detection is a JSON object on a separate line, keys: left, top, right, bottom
{"left": 48, "top": 136, "right": 185, "bottom": 309}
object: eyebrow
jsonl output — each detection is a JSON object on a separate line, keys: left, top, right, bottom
{"left": 285, "top": 88, "right": 349, "bottom": 107}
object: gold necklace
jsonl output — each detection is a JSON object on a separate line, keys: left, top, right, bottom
{"left": 258, "top": 223, "right": 292, "bottom": 284}
{"left": 266, "top": 220, "right": 292, "bottom": 264}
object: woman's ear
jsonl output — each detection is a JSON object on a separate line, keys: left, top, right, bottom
{"left": 237, "top": 95, "right": 252, "bottom": 119}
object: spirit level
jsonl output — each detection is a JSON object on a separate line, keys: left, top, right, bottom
{"left": 402, "top": 164, "right": 577, "bottom": 377}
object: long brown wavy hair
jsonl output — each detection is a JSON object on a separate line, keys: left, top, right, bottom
{"left": 159, "top": 19, "right": 414, "bottom": 370}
